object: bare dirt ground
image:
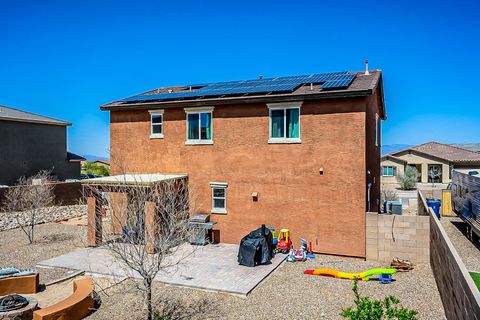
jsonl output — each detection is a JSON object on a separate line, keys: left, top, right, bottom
{"left": 0, "top": 222, "right": 445, "bottom": 319}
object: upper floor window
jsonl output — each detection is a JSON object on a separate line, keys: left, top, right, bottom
{"left": 267, "top": 102, "right": 302, "bottom": 144}
{"left": 149, "top": 110, "right": 164, "bottom": 139}
{"left": 375, "top": 113, "right": 380, "bottom": 147}
{"left": 382, "top": 166, "right": 396, "bottom": 177}
{"left": 184, "top": 107, "right": 214, "bottom": 145}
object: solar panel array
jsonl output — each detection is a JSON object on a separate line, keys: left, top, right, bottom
{"left": 121, "top": 72, "right": 356, "bottom": 103}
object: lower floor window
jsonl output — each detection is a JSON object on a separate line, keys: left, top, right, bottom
{"left": 210, "top": 182, "right": 227, "bottom": 214}
{"left": 382, "top": 166, "right": 396, "bottom": 176}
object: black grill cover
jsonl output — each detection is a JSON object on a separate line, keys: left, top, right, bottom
{"left": 237, "top": 224, "right": 274, "bottom": 267}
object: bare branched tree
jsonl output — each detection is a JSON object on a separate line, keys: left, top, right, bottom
{"left": 2, "top": 170, "right": 55, "bottom": 244}
{"left": 84, "top": 176, "right": 197, "bottom": 320}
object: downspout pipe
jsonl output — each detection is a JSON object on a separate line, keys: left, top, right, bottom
{"left": 367, "top": 183, "right": 372, "bottom": 212}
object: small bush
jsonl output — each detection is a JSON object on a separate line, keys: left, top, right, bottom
{"left": 382, "top": 190, "right": 399, "bottom": 202}
{"left": 397, "top": 166, "right": 419, "bottom": 190}
{"left": 341, "top": 279, "right": 417, "bottom": 320}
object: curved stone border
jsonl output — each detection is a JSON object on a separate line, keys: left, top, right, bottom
{"left": 0, "top": 273, "right": 39, "bottom": 296}
{"left": 33, "top": 277, "right": 95, "bottom": 320}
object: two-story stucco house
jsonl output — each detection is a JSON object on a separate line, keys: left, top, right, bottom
{"left": 100, "top": 70, "right": 386, "bottom": 258}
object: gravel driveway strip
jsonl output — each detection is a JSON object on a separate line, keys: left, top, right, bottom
{"left": 441, "top": 216, "right": 480, "bottom": 271}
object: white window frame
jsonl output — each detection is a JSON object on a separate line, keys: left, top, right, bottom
{"left": 375, "top": 113, "right": 380, "bottom": 147}
{"left": 210, "top": 182, "right": 228, "bottom": 214}
{"left": 267, "top": 101, "right": 302, "bottom": 144}
{"left": 184, "top": 107, "right": 214, "bottom": 145}
{"left": 382, "top": 166, "right": 395, "bottom": 177}
{"left": 149, "top": 110, "right": 164, "bottom": 139}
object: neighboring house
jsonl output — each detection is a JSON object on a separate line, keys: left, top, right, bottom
{"left": 0, "top": 105, "right": 84, "bottom": 185}
{"left": 381, "top": 142, "right": 480, "bottom": 185}
{"left": 92, "top": 160, "right": 110, "bottom": 168}
{"left": 100, "top": 70, "right": 386, "bottom": 258}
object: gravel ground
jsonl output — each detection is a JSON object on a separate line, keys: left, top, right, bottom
{"left": 87, "top": 256, "right": 445, "bottom": 320}
{"left": 1, "top": 222, "right": 445, "bottom": 319}
{"left": 0, "top": 221, "right": 87, "bottom": 283}
{"left": 441, "top": 216, "right": 480, "bottom": 271}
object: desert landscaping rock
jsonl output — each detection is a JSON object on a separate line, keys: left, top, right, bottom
{"left": 0, "top": 205, "right": 86, "bottom": 232}
{"left": 0, "top": 222, "right": 86, "bottom": 283}
{"left": 87, "top": 256, "right": 445, "bottom": 320}
{"left": 0, "top": 221, "right": 446, "bottom": 319}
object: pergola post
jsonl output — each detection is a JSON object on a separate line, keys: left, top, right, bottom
{"left": 110, "top": 192, "right": 128, "bottom": 235}
{"left": 87, "top": 194, "right": 102, "bottom": 246}
{"left": 145, "top": 200, "right": 157, "bottom": 254}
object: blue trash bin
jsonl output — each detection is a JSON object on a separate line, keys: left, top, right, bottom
{"left": 427, "top": 199, "right": 441, "bottom": 219}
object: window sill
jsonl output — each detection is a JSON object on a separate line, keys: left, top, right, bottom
{"left": 211, "top": 208, "right": 227, "bottom": 214}
{"left": 150, "top": 134, "right": 164, "bottom": 139}
{"left": 185, "top": 140, "right": 213, "bottom": 145}
{"left": 268, "top": 138, "right": 302, "bottom": 144}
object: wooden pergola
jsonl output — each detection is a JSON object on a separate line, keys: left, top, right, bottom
{"left": 81, "top": 173, "right": 187, "bottom": 253}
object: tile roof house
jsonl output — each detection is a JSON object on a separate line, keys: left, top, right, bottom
{"left": 381, "top": 142, "right": 480, "bottom": 185}
{"left": 94, "top": 70, "right": 386, "bottom": 258}
{"left": 0, "top": 105, "right": 85, "bottom": 185}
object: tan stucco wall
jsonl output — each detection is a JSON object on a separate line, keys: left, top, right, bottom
{"left": 391, "top": 152, "right": 450, "bottom": 184}
{"left": 380, "top": 159, "right": 404, "bottom": 184}
{"left": 110, "top": 98, "right": 375, "bottom": 257}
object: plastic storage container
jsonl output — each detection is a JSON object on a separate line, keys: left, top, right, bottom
{"left": 427, "top": 199, "right": 441, "bottom": 219}
{"left": 391, "top": 201, "right": 403, "bottom": 215}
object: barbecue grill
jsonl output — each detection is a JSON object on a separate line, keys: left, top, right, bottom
{"left": 188, "top": 214, "right": 217, "bottom": 245}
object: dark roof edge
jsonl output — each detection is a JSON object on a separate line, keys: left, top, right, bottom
{"left": 374, "top": 72, "right": 387, "bottom": 120}
{"left": 381, "top": 155, "right": 407, "bottom": 163}
{"left": 100, "top": 89, "right": 373, "bottom": 111}
{"left": 0, "top": 116, "right": 72, "bottom": 126}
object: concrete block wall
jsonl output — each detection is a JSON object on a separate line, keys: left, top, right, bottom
{"left": 366, "top": 213, "right": 430, "bottom": 263}
{"left": 418, "top": 191, "right": 480, "bottom": 319}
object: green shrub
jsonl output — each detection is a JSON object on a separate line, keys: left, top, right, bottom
{"left": 81, "top": 161, "right": 110, "bottom": 176}
{"left": 397, "top": 166, "right": 419, "bottom": 190}
{"left": 341, "top": 280, "right": 418, "bottom": 320}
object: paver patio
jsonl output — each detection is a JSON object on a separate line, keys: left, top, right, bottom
{"left": 37, "top": 243, "right": 285, "bottom": 296}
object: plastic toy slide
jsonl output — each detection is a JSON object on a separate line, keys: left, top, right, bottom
{"left": 304, "top": 268, "right": 396, "bottom": 281}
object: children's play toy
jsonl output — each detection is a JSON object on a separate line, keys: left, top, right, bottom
{"left": 286, "top": 249, "right": 295, "bottom": 262}
{"left": 294, "top": 248, "right": 306, "bottom": 261}
{"left": 268, "top": 227, "right": 278, "bottom": 246}
{"left": 379, "top": 273, "right": 393, "bottom": 284}
{"left": 276, "top": 229, "right": 292, "bottom": 253}
{"left": 303, "top": 268, "right": 396, "bottom": 281}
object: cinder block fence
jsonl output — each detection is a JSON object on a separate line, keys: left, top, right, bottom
{"left": 366, "top": 213, "right": 429, "bottom": 263}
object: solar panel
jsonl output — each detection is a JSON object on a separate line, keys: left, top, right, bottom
{"left": 121, "top": 71, "right": 356, "bottom": 103}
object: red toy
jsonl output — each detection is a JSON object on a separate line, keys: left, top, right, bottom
{"left": 276, "top": 229, "right": 293, "bottom": 253}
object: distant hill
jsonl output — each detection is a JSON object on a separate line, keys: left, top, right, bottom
{"left": 381, "top": 144, "right": 412, "bottom": 156}
{"left": 452, "top": 143, "right": 480, "bottom": 153}
{"left": 82, "top": 154, "right": 110, "bottom": 162}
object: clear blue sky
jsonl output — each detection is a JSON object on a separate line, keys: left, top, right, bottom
{"left": 1, "top": 0, "right": 479, "bottom": 158}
